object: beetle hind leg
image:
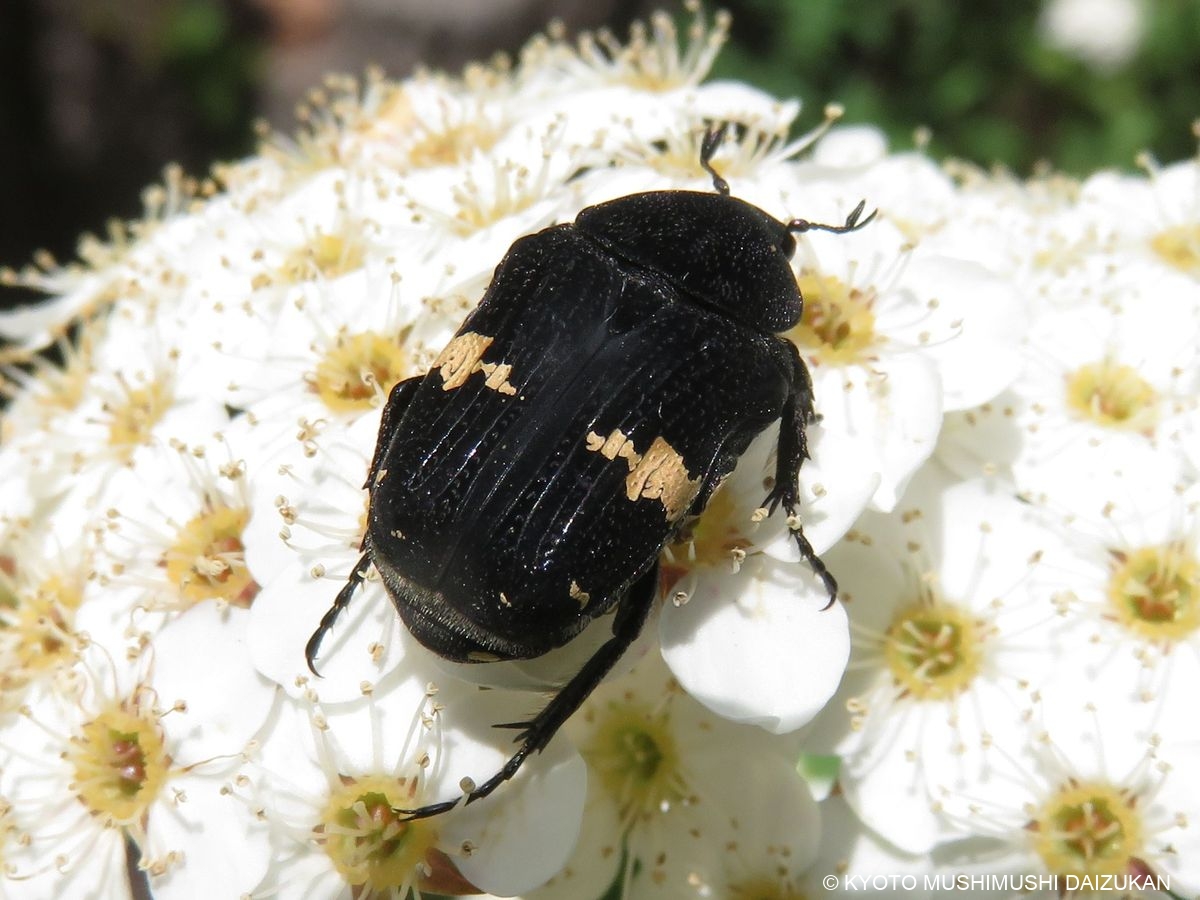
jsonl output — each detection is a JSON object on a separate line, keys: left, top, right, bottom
{"left": 306, "top": 551, "right": 372, "bottom": 675}
{"left": 396, "top": 564, "right": 660, "bottom": 821}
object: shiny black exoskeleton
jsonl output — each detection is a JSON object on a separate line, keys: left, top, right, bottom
{"left": 307, "top": 125, "right": 873, "bottom": 819}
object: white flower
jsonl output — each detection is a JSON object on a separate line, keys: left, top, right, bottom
{"left": 1079, "top": 158, "right": 1200, "bottom": 277}
{"left": 1036, "top": 482, "right": 1200, "bottom": 744}
{"left": 0, "top": 527, "right": 94, "bottom": 715}
{"left": 935, "top": 687, "right": 1200, "bottom": 894}
{"left": 657, "top": 426, "right": 853, "bottom": 734}
{"left": 10, "top": 308, "right": 232, "bottom": 519}
{"left": 531, "top": 651, "right": 814, "bottom": 900}
{"left": 3, "top": 3, "right": 1198, "bottom": 896}
{"left": 0, "top": 647, "right": 271, "bottom": 899}
{"left": 634, "top": 751, "right": 822, "bottom": 899}
{"left": 809, "top": 794, "right": 939, "bottom": 897}
{"left": 776, "top": 173, "right": 1028, "bottom": 511}
{"left": 243, "top": 410, "right": 410, "bottom": 702}
{"left": 1040, "top": 0, "right": 1145, "bottom": 69}
{"left": 242, "top": 669, "right": 586, "bottom": 898}
{"left": 804, "top": 465, "right": 1068, "bottom": 854}
{"left": 93, "top": 434, "right": 260, "bottom": 613}
{"left": 939, "top": 284, "right": 1199, "bottom": 516}
{"left": 0, "top": 166, "right": 207, "bottom": 351}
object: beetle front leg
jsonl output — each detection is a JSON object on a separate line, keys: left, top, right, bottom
{"left": 765, "top": 340, "right": 838, "bottom": 605}
{"left": 397, "top": 563, "right": 660, "bottom": 821}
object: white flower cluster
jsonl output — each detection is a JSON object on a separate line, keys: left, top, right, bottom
{"left": 2, "top": 6, "right": 1198, "bottom": 899}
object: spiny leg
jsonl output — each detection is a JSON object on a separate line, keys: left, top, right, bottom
{"left": 306, "top": 551, "right": 371, "bottom": 675}
{"left": 765, "top": 341, "right": 838, "bottom": 605}
{"left": 397, "top": 563, "right": 661, "bottom": 821}
{"left": 307, "top": 376, "right": 422, "bottom": 675}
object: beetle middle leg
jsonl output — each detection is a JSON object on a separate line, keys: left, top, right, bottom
{"left": 397, "top": 562, "right": 660, "bottom": 821}
{"left": 765, "top": 340, "right": 838, "bottom": 605}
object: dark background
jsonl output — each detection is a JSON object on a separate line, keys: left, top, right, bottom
{"left": 3, "top": 0, "right": 1198, "bottom": 312}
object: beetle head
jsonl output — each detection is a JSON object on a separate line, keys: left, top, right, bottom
{"left": 575, "top": 190, "right": 804, "bottom": 333}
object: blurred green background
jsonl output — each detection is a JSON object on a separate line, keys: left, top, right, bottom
{"left": 2, "top": 0, "right": 1198, "bottom": 309}
{"left": 717, "top": 0, "right": 1200, "bottom": 175}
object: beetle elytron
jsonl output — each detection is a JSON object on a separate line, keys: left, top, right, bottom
{"left": 307, "top": 125, "right": 873, "bottom": 819}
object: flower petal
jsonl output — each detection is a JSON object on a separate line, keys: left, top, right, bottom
{"left": 660, "top": 555, "right": 849, "bottom": 733}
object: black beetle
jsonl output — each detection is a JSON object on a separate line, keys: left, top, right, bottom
{"left": 307, "top": 125, "right": 873, "bottom": 819}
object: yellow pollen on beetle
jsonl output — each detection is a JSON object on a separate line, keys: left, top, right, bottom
{"left": 1107, "top": 542, "right": 1199, "bottom": 642}
{"left": 786, "top": 272, "right": 878, "bottom": 365}
{"left": 431, "top": 331, "right": 516, "bottom": 395}
{"left": 581, "top": 701, "right": 685, "bottom": 822}
{"left": 1150, "top": 223, "right": 1200, "bottom": 276}
{"left": 313, "top": 331, "right": 408, "bottom": 412}
{"left": 1064, "top": 359, "right": 1157, "bottom": 433}
{"left": 569, "top": 580, "right": 591, "bottom": 608}
{"left": 68, "top": 706, "right": 170, "bottom": 826}
{"left": 163, "top": 506, "right": 258, "bottom": 607}
{"left": 882, "top": 601, "right": 983, "bottom": 701}
{"left": 1031, "top": 782, "right": 1143, "bottom": 877}
{"left": 585, "top": 430, "right": 699, "bottom": 521}
{"left": 318, "top": 775, "right": 443, "bottom": 893}
{"left": 624, "top": 437, "right": 700, "bottom": 521}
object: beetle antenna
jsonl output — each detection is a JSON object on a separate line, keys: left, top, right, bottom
{"left": 699, "top": 124, "right": 731, "bottom": 196}
{"left": 787, "top": 199, "right": 877, "bottom": 235}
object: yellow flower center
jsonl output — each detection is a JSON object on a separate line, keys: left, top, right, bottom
{"left": 312, "top": 331, "right": 408, "bottom": 413}
{"left": 105, "top": 377, "right": 174, "bottom": 458}
{"left": 1107, "top": 543, "right": 1199, "bottom": 642}
{"left": 30, "top": 334, "right": 96, "bottom": 416}
{"left": 280, "top": 231, "right": 364, "bottom": 282}
{"left": 69, "top": 706, "right": 170, "bottom": 826}
{"left": 407, "top": 118, "right": 500, "bottom": 169}
{"left": 1032, "top": 782, "right": 1142, "bottom": 876}
{"left": 581, "top": 702, "right": 685, "bottom": 822}
{"left": 1, "top": 575, "right": 84, "bottom": 706}
{"left": 319, "top": 776, "right": 445, "bottom": 893}
{"left": 663, "top": 487, "right": 753, "bottom": 586}
{"left": 1064, "top": 360, "right": 1157, "bottom": 433}
{"left": 448, "top": 164, "right": 543, "bottom": 236}
{"left": 590, "top": 8, "right": 730, "bottom": 92}
{"left": 1150, "top": 224, "right": 1200, "bottom": 276}
{"left": 786, "top": 273, "right": 878, "bottom": 366}
{"left": 883, "top": 602, "right": 983, "bottom": 700}
{"left": 0, "top": 557, "right": 16, "bottom": 609}
{"left": 164, "top": 506, "right": 258, "bottom": 607}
